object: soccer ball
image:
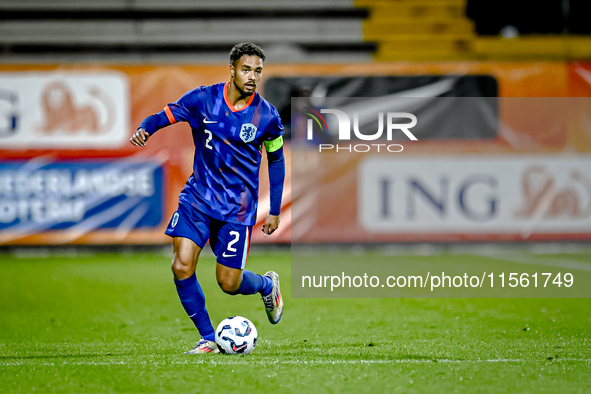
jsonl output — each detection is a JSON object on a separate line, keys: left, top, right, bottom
{"left": 215, "top": 316, "right": 258, "bottom": 355}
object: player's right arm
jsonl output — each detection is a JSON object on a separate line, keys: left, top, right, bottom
{"left": 130, "top": 89, "right": 200, "bottom": 147}
{"left": 129, "top": 109, "right": 171, "bottom": 147}
{"left": 130, "top": 128, "right": 151, "bottom": 147}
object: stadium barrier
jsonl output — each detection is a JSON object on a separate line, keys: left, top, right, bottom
{"left": 1, "top": 62, "right": 590, "bottom": 245}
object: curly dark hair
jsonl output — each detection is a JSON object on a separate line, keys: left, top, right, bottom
{"left": 229, "top": 43, "right": 266, "bottom": 66}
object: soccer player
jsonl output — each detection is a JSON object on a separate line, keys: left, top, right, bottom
{"left": 130, "top": 43, "right": 285, "bottom": 354}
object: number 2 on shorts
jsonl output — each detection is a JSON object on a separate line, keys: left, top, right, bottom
{"left": 227, "top": 231, "right": 240, "bottom": 252}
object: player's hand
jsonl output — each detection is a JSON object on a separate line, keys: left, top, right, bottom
{"left": 130, "top": 128, "right": 150, "bottom": 147}
{"left": 262, "top": 214, "right": 280, "bottom": 237}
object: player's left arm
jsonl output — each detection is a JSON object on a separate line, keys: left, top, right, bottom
{"left": 262, "top": 135, "right": 285, "bottom": 236}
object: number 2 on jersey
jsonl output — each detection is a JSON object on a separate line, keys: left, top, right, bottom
{"left": 204, "top": 129, "right": 213, "bottom": 150}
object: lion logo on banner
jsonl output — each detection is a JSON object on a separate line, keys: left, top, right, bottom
{"left": 37, "top": 81, "right": 115, "bottom": 134}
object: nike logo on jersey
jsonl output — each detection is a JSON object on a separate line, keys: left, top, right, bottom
{"left": 203, "top": 118, "right": 217, "bottom": 124}
{"left": 222, "top": 252, "right": 237, "bottom": 258}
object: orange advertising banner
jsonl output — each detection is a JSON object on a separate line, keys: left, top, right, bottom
{"left": 0, "top": 62, "right": 589, "bottom": 245}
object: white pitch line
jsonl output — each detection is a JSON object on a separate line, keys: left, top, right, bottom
{"left": 479, "top": 253, "right": 591, "bottom": 272}
{"left": 1, "top": 358, "right": 589, "bottom": 367}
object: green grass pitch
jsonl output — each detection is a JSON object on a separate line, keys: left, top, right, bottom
{"left": 1, "top": 249, "right": 590, "bottom": 393}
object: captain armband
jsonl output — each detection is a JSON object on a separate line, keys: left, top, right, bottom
{"left": 264, "top": 136, "right": 283, "bottom": 153}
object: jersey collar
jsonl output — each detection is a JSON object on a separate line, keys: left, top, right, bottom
{"left": 224, "top": 82, "right": 256, "bottom": 113}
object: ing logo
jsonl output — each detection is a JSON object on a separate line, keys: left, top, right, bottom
{"left": 515, "top": 165, "right": 591, "bottom": 219}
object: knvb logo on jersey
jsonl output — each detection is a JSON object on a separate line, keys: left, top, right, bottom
{"left": 303, "top": 107, "right": 418, "bottom": 153}
{"left": 240, "top": 123, "right": 257, "bottom": 143}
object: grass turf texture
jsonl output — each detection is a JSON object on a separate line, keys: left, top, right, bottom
{"left": 1, "top": 250, "right": 590, "bottom": 393}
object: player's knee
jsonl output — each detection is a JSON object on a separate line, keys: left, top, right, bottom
{"left": 171, "top": 257, "right": 194, "bottom": 280}
{"left": 218, "top": 278, "right": 240, "bottom": 295}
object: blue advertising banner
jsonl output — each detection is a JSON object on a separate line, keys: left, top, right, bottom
{"left": 0, "top": 158, "right": 164, "bottom": 238}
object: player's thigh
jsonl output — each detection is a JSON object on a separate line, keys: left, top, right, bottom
{"left": 172, "top": 237, "right": 202, "bottom": 270}
{"left": 166, "top": 203, "right": 211, "bottom": 278}
{"left": 211, "top": 221, "right": 253, "bottom": 270}
{"left": 165, "top": 202, "right": 211, "bottom": 249}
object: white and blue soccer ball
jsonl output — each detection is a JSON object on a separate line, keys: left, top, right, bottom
{"left": 215, "top": 316, "right": 258, "bottom": 355}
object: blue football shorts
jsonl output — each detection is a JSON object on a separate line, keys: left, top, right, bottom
{"left": 165, "top": 202, "right": 253, "bottom": 270}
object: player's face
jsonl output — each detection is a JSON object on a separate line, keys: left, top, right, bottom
{"left": 230, "top": 55, "right": 263, "bottom": 96}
